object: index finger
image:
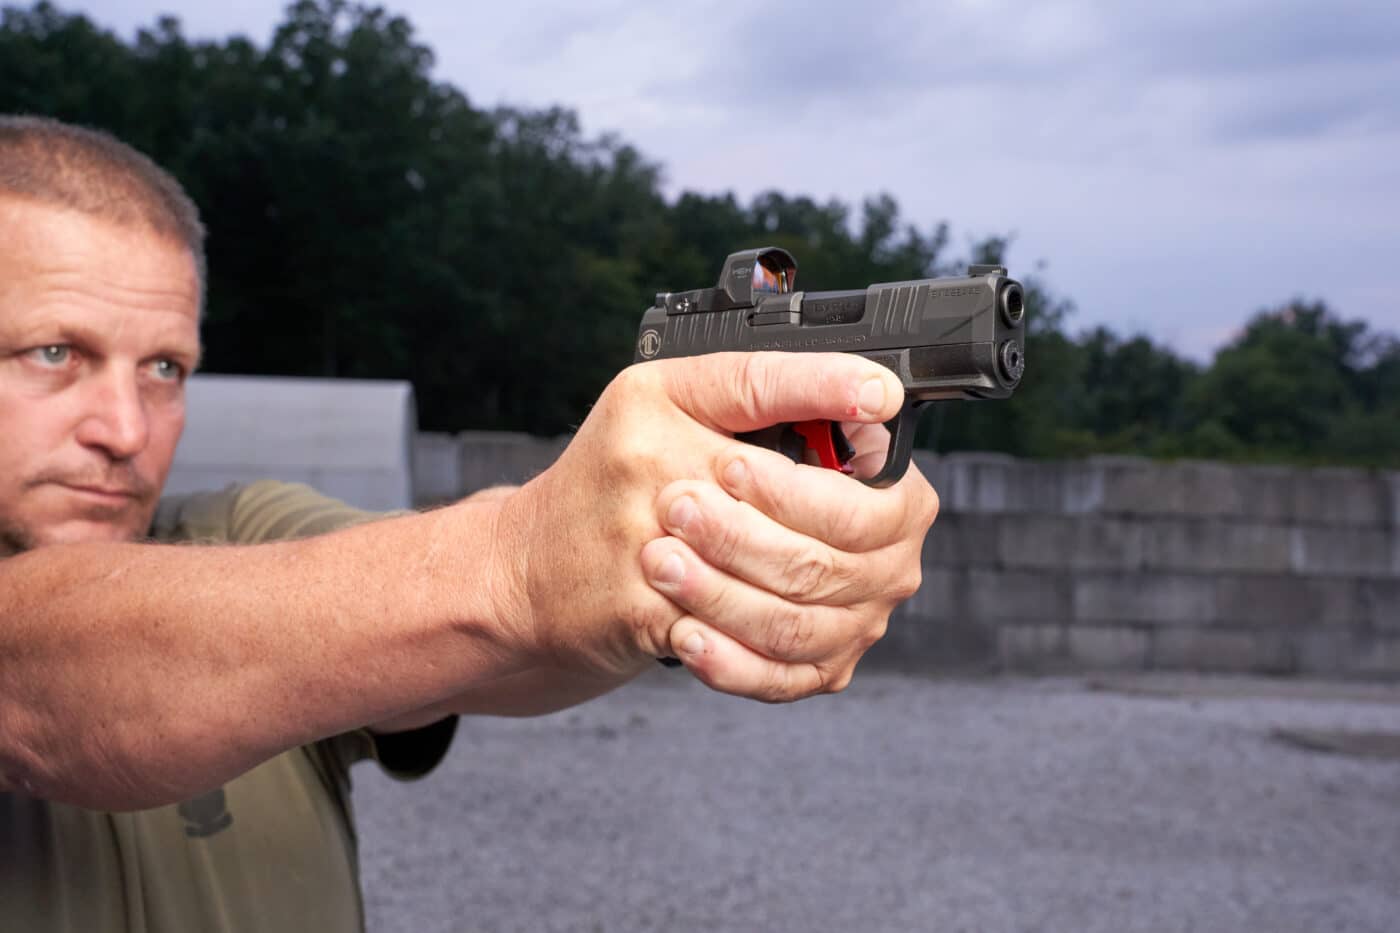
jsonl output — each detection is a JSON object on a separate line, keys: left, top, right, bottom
{"left": 650, "top": 351, "right": 904, "bottom": 435}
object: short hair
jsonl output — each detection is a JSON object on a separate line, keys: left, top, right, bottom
{"left": 0, "top": 115, "right": 206, "bottom": 307}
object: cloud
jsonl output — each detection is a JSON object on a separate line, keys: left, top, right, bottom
{"left": 629, "top": 0, "right": 1400, "bottom": 150}
{"left": 1111, "top": 1, "right": 1400, "bottom": 77}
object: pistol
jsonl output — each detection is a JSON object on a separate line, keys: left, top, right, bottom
{"left": 633, "top": 247, "right": 1026, "bottom": 486}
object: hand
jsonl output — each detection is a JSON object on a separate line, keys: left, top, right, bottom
{"left": 642, "top": 421, "right": 936, "bottom": 700}
{"left": 487, "top": 352, "right": 938, "bottom": 700}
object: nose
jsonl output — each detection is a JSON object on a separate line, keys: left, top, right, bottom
{"left": 75, "top": 365, "right": 150, "bottom": 461}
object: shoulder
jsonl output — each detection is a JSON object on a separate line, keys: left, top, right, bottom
{"left": 150, "top": 480, "right": 394, "bottom": 545}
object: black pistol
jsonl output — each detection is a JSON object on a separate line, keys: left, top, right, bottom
{"left": 633, "top": 247, "right": 1026, "bottom": 486}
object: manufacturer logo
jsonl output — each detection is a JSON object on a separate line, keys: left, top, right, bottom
{"left": 638, "top": 329, "right": 662, "bottom": 358}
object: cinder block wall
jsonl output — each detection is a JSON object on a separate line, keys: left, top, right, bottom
{"left": 415, "top": 434, "right": 1400, "bottom": 677}
{"left": 887, "top": 453, "right": 1399, "bottom": 676}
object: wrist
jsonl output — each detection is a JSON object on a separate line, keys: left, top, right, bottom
{"left": 448, "top": 489, "right": 543, "bottom": 668}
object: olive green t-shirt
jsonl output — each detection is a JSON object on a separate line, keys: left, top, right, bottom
{"left": 0, "top": 480, "right": 458, "bottom": 933}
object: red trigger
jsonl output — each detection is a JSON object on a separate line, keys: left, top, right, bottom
{"left": 794, "top": 421, "right": 853, "bottom": 473}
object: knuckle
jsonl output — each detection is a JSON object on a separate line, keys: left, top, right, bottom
{"left": 892, "top": 563, "right": 923, "bottom": 602}
{"left": 923, "top": 482, "right": 941, "bottom": 528}
{"left": 602, "top": 430, "right": 657, "bottom": 489}
{"left": 825, "top": 669, "right": 855, "bottom": 695}
{"left": 827, "top": 498, "right": 867, "bottom": 545}
{"left": 613, "top": 361, "right": 661, "bottom": 399}
{"left": 708, "top": 515, "right": 747, "bottom": 569}
{"left": 858, "top": 613, "right": 890, "bottom": 652}
{"left": 735, "top": 353, "right": 783, "bottom": 424}
{"left": 779, "top": 545, "right": 838, "bottom": 599}
{"left": 619, "top": 592, "right": 673, "bottom": 663}
{"left": 757, "top": 666, "right": 797, "bottom": 704}
{"left": 770, "top": 605, "right": 817, "bottom": 659}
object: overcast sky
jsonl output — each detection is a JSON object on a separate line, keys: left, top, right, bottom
{"left": 65, "top": 0, "right": 1400, "bottom": 359}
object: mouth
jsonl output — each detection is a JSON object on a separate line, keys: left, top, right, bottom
{"left": 57, "top": 484, "right": 141, "bottom": 506}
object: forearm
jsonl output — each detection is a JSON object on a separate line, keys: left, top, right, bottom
{"left": 449, "top": 666, "right": 634, "bottom": 717}
{"left": 0, "top": 499, "right": 528, "bottom": 810}
{"left": 362, "top": 485, "right": 634, "bottom": 726}
{"left": 371, "top": 665, "right": 633, "bottom": 730}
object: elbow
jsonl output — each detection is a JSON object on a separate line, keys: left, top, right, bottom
{"left": 0, "top": 705, "right": 194, "bottom": 811}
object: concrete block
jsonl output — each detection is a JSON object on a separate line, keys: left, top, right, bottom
{"left": 1094, "top": 460, "right": 1316, "bottom": 524}
{"left": 1060, "top": 458, "right": 1113, "bottom": 513}
{"left": 871, "top": 610, "right": 997, "bottom": 670}
{"left": 1232, "top": 463, "right": 1304, "bottom": 524}
{"left": 1298, "top": 629, "right": 1400, "bottom": 677}
{"left": 1293, "top": 467, "right": 1391, "bottom": 528}
{"left": 1097, "top": 459, "right": 1245, "bottom": 519}
{"left": 934, "top": 453, "right": 1018, "bottom": 513}
{"left": 934, "top": 454, "right": 1100, "bottom": 515}
{"left": 1359, "top": 579, "right": 1400, "bottom": 631}
{"left": 1353, "top": 635, "right": 1400, "bottom": 676}
{"left": 997, "top": 625, "right": 1067, "bottom": 668}
{"left": 998, "top": 516, "right": 1143, "bottom": 572}
{"left": 967, "top": 569, "right": 1072, "bottom": 623}
{"left": 1290, "top": 526, "right": 1396, "bottom": 577}
{"left": 1295, "top": 630, "right": 1351, "bottom": 676}
{"left": 1141, "top": 519, "right": 1292, "bottom": 575}
{"left": 457, "top": 431, "right": 567, "bottom": 493}
{"left": 1065, "top": 626, "right": 1150, "bottom": 670}
{"left": 921, "top": 513, "right": 1001, "bottom": 567}
{"left": 1388, "top": 471, "right": 1400, "bottom": 529}
{"left": 170, "top": 375, "right": 415, "bottom": 511}
{"left": 1094, "top": 459, "right": 1166, "bottom": 516}
{"left": 1033, "top": 460, "right": 1108, "bottom": 514}
{"left": 412, "top": 432, "right": 461, "bottom": 505}
{"left": 1215, "top": 575, "right": 1362, "bottom": 627}
{"left": 1171, "top": 460, "right": 1252, "bottom": 518}
{"left": 1150, "top": 628, "right": 1295, "bottom": 674}
{"left": 1073, "top": 573, "right": 1216, "bottom": 625}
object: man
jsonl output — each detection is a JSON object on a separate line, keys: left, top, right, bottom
{"left": 0, "top": 116, "right": 938, "bottom": 931}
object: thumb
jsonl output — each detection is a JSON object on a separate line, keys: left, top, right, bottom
{"left": 651, "top": 351, "right": 905, "bottom": 434}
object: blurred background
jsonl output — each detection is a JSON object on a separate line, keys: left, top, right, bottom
{"left": 5, "top": 0, "right": 1399, "bottom": 462}
{"left": 4, "top": 2, "right": 1396, "bottom": 930}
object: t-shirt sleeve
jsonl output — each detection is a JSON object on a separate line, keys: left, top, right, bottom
{"left": 149, "top": 479, "right": 392, "bottom": 545}
{"left": 151, "top": 480, "right": 460, "bottom": 781}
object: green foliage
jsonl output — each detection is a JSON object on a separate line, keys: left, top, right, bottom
{"left": 1180, "top": 302, "right": 1400, "bottom": 465}
{"left": 1, "top": 1, "right": 1396, "bottom": 467}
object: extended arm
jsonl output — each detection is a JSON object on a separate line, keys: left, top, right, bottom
{"left": 0, "top": 353, "right": 935, "bottom": 808}
{"left": 0, "top": 498, "right": 528, "bottom": 810}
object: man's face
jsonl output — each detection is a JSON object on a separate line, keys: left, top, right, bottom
{"left": 0, "top": 196, "right": 201, "bottom": 556}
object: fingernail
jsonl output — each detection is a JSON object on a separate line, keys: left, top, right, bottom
{"left": 667, "top": 496, "right": 697, "bottom": 533}
{"left": 724, "top": 458, "right": 747, "bottom": 488}
{"left": 653, "top": 553, "right": 686, "bottom": 586}
{"left": 858, "top": 377, "right": 887, "bottom": 417}
{"left": 679, "top": 630, "right": 705, "bottom": 657}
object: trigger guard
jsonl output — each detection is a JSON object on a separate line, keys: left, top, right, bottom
{"left": 863, "top": 400, "right": 924, "bottom": 488}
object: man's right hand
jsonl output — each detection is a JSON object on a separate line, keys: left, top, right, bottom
{"left": 482, "top": 352, "right": 939, "bottom": 703}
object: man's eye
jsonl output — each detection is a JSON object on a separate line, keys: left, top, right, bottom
{"left": 151, "top": 359, "right": 184, "bottom": 381}
{"left": 31, "top": 345, "right": 71, "bottom": 366}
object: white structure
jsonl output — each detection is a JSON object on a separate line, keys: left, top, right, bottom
{"left": 166, "top": 374, "right": 416, "bottom": 511}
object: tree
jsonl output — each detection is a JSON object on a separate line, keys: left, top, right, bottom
{"left": 1184, "top": 300, "right": 1400, "bottom": 464}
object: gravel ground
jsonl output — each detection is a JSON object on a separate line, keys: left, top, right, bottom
{"left": 352, "top": 672, "right": 1400, "bottom": 933}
